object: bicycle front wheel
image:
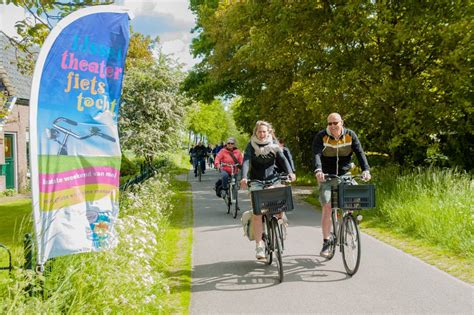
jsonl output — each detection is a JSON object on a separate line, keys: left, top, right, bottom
{"left": 326, "top": 209, "right": 338, "bottom": 260}
{"left": 226, "top": 188, "right": 231, "bottom": 214}
{"left": 341, "top": 214, "right": 361, "bottom": 276}
{"left": 264, "top": 217, "right": 273, "bottom": 265}
{"left": 273, "top": 218, "right": 284, "bottom": 283}
{"left": 232, "top": 183, "right": 239, "bottom": 219}
{"left": 198, "top": 167, "right": 202, "bottom": 182}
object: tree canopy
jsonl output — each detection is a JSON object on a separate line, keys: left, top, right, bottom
{"left": 185, "top": 0, "right": 473, "bottom": 170}
{"left": 4, "top": 1, "right": 189, "bottom": 163}
{"left": 186, "top": 98, "right": 247, "bottom": 146}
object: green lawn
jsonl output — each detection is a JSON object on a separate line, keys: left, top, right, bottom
{"left": 0, "top": 199, "right": 32, "bottom": 246}
{"left": 0, "top": 199, "right": 32, "bottom": 279}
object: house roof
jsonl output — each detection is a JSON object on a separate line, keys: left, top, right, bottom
{"left": 0, "top": 31, "right": 33, "bottom": 103}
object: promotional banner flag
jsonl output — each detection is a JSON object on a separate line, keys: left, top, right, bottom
{"left": 29, "top": 6, "right": 132, "bottom": 265}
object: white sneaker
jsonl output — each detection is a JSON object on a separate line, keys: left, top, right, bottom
{"left": 255, "top": 243, "right": 265, "bottom": 260}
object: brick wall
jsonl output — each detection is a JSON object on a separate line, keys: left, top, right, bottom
{"left": 1, "top": 103, "right": 29, "bottom": 192}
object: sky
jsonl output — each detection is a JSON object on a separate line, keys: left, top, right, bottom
{"left": 0, "top": 0, "right": 200, "bottom": 70}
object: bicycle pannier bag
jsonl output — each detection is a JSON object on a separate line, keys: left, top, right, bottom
{"left": 241, "top": 210, "right": 254, "bottom": 241}
{"left": 214, "top": 179, "right": 223, "bottom": 197}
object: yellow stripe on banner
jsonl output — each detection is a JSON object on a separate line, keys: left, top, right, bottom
{"left": 39, "top": 184, "right": 119, "bottom": 211}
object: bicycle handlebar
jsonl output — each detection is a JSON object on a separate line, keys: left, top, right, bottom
{"left": 248, "top": 174, "right": 290, "bottom": 187}
{"left": 90, "top": 127, "right": 116, "bottom": 142}
{"left": 51, "top": 117, "right": 115, "bottom": 142}
{"left": 219, "top": 162, "right": 240, "bottom": 167}
{"left": 323, "top": 173, "right": 366, "bottom": 183}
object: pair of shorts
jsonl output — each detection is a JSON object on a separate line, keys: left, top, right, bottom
{"left": 318, "top": 174, "right": 355, "bottom": 205}
{"left": 318, "top": 178, "right": 339, "bottom": 205}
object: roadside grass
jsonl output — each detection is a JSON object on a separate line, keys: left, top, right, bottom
{"left": 303, "top": 166, "right": 473, "bottom": 284}
{"left": 159, "top": 176, "right": 192, "bottom": 314}
{"left": 0, "top": 151, "right": 194, "bottom": 313}
{"left": 295, "top": 170, "right": 316, "bottom": 186}
{"left": 0, "top": 199, "right": 32, "bottom": 280}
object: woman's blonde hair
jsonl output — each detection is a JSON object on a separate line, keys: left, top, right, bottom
{"left": 253, "top": 120, "right": 273, "bottom": 136}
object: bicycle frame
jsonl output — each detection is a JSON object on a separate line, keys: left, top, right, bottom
{"left": 220, "top": 162, "right": 240, "bottom": 218}
{"left": 324, "top": 174, "right": 363, "bottom": 276}
{"left": 248, "top": 175, "right": 289, "bottom": 283}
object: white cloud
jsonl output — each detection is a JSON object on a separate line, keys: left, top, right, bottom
{"left": 0, "top": 1, "right": 200, "bottom": 70}
{"left": 119, "top": 0, "right": 199, "bottom": 70}
{"left": 122, "top": 0, "right": 194, "bottom": 25}
{"left": 0, "top": 4, "right": 26, "bottom": 37}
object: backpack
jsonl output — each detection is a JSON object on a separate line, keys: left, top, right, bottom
{"left": 241, "top": 210, "right": 254, "bottom": 241}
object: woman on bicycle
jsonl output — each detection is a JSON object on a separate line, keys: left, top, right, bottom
{"left": 240, "top": 121, "right": 296, "bottom": 260}
{"left": 214, "top": 137, "right": 243, "bottom": 198}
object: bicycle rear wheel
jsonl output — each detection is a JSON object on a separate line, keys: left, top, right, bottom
{"left": 326, "top": 209, "right": 338, "bottom": 260}
{"left": 273, "top": 218, "right": 284, "bottom": 283}
{"left": 341, "top": 214, "right": 361, "bottom": 276}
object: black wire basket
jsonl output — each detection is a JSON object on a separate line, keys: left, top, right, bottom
{"left": 338, "top": 183, "right": 376, "bottom": 209}
{"left": 251, "top": 186, "right": 294, "bottom": 215}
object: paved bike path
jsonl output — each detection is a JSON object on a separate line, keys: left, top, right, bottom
{"left": 189, "top": 170, "right": 472, "bottom": 314}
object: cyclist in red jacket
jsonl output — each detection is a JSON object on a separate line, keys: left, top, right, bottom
{"left": 214, "top": 137, "right": 243, "bottom": 198}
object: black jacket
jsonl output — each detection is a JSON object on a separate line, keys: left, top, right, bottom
{"left": 312, "top": 128, "right": 370, "bottom": 175}
{"left": 241, "top": 142, "right": 292, "bottom": 180}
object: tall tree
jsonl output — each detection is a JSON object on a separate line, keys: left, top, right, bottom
{"left": 186, "top": 0, "right": 473, "bottom": 170}
{"left": 186, "top": 99, "right": 232, "bottom": 144}
{"left": 120, "top": 54, "right": 187, "bottom": 165}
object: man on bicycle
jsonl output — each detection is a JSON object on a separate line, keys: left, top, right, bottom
{"left": 312, "top": 113, "right": 371, "bottom": 258}
{"left": 193, "top": 141, "right": 208, "bottom": 177}
{"left": 214, "top": 137, "right": 243, "bottom": 198}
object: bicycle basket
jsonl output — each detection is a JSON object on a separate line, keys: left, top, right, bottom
{"left": 251, "top": 186, "right": 294, "bottom": 215}
{"left": 338, "top": 183, "right": 376, "bottom": 209}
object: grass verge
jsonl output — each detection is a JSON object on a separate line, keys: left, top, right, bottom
{"left": 302, "top": 166, "right": 474, "bottom": 284}
{"left": 159, "top": 174, "right": 193, "bottom": 314}
{"left": 0, "top": 151, "right": 194, "bottom": 313}
{"left": 0, "top": 199, "right": 32, "bottom": 280}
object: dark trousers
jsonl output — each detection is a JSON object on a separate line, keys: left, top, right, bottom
{"left": 220, "top": 170, "right": 230, "bottom": 190}
{"left": 193, "top": 157, "right": 206, "bottom": 174}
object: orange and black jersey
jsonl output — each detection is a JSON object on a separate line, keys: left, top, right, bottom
{"left": 312, "top": 128, "right": 370, "bottom": 176}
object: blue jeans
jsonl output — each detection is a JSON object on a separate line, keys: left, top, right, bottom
{"left": 220, "top": 170, "right": 230, "bottom": 190}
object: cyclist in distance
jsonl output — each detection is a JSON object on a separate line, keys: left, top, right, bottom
{"left": 206, "top": 144, "right": 214, "bottom": 168}
{"left": 189, "top": 144, "right": 196, "bottom": 166}
{"left": 312, "top": 112, "right": 371, "bottom": 258}
{"left": 214, "top": 137, "right": 243, "bottom": 198}
{"left": 240, "top": 120, "right": 296, "bottom": 260}
{"left": 193, "top": 141, "right": 208, "bottom": 177}
{"left": 274, "top": 137, "right": 296, "bottom": 175}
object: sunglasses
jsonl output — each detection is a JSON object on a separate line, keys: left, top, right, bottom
{"left": 227, "top": 142, "right": 235, "bottom": 145}
{"left": 327, "top": 121, "right": 341, "bottom": 126}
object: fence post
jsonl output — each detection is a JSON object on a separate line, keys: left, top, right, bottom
{"left": 24, "top": 233, "right": 33, "bottom": 271}
{"left": 0, "top": 243, "right": 12, "bottom": 274}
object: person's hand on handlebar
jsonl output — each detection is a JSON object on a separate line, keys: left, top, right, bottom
{"left": 288, "top": 173, "right": 296, "bottom": 182}
{"left": 315, "top": 170, "right": 325, "bottom": 183}
{"left": 361, "top": 170, "right": 371, "bottom": 182}
{"left": 240, "top": 178, "right": 248, "bottom": 190}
